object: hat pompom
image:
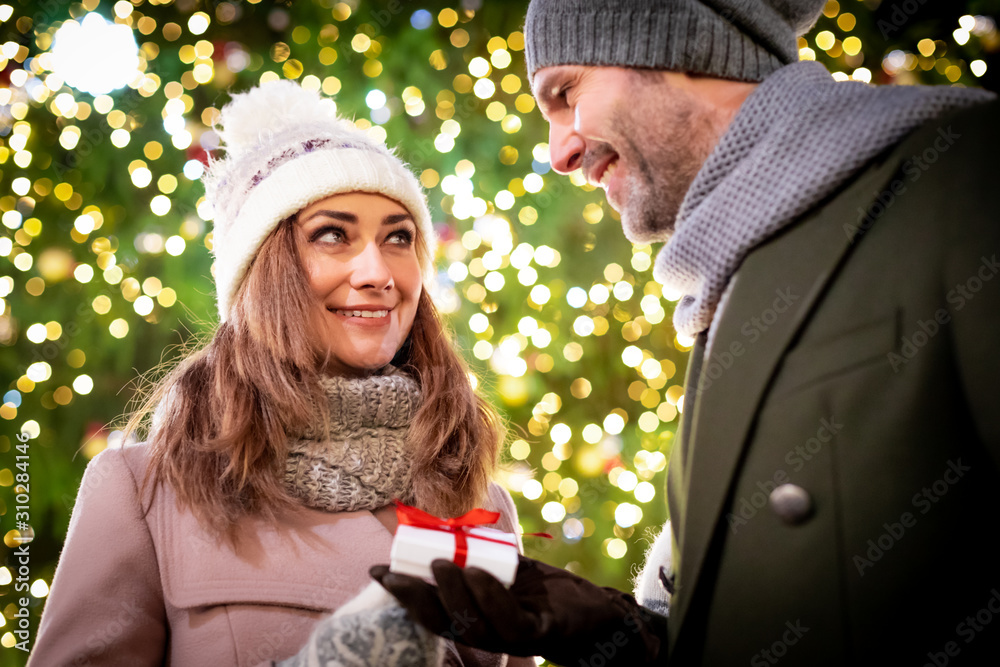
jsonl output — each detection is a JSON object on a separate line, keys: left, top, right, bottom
{"left": 214, "top": 80, "right": 348, "bottom": 158}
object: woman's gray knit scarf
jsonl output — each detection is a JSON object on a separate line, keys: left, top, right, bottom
{"left": 284, "top": 371, "right": 421, "bottom": 512}
{"left": 655, "top": 60, "right": 995, "bottom": 338}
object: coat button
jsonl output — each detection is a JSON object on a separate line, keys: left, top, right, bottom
{"left": 769, "top": 484, "right": 813, "bottom": 525}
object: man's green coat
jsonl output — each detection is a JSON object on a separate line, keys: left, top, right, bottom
{"left": 666, "top": 99, "right": 1000, "bottom": 665}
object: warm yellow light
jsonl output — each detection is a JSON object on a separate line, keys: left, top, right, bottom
{"left": 468, "top": 56, "right": 490, "bottom": 77}
{"left": 606, "top": 538, "right": 627, "bottom": 559}
{"left": 550, "top": 423, "right": 571, "bottom": 445}
{"left": 188, "top": 12, "right": 210, "bottom": 35}
{"left": 510, "top": 440, "right": 530, "bottom": 460}
{"left": 491, "top": 49, "right": 512, "bottom": 69}
{"left": 603, "top": 413, "right": 625, "bottom": 435}
{"left": 150, "top": 195, "right": 171, "bottom": 216}
{"left": 133, "top": 295, "right": 154, "bottom": 316}
{"left": 74, "top": 264, "right": 94, "bottom": 283}
{"left": 521, "top": 479, "right": 543, "bottom": 500}
{"left": 30, "top": 579, "right": 49, "bottom": 598}
{"left": 541, "top": 501, "right": 566, "bottom": 523}
{"left": 438, "top": 8, "right": 458, "bottom": 28}
{"left": 109, "top": 318, "right": 129, "bottom": 339}
{"left": 351, "top": 34, "right": 371, "bottom": 53}
{"left": 635, "top": 482, "right": 656, "bottom": 503}
{"left": 73, "top": 374, "right": 94, "bottom": 395}
{"left": 614, "top": 503, "right": 642, "bottom": 528}
{"left": 837, "top": 13, "right": 856, "bottom": 31}
{"left": 26, "top": 323, "right": 47, "bottom": 344}
{"left": 473, "top": 78, "right": 496, "bottom": 99}
{"left": 815, "top": 30, "right": 835, "bottom": 51}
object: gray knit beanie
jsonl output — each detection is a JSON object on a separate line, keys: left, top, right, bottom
{"left": 524, "top": 0, "right": 827, "bottom": 83}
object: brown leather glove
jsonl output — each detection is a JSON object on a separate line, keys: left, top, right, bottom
{"left": 371, "top": 555, "right": 666, "bottom": 667}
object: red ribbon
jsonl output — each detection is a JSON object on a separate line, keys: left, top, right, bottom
{"left": 394, "top": 501, "right": 513, "bottom": 568}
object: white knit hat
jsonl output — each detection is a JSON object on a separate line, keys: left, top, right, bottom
{"left": 203, "top": 80, "right": 435, "bottom": 321}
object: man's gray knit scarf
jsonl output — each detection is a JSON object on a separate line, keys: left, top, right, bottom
{"left": 655, "top": 60, "right": 995, "bottom": 337}
{"left": 285, "top": 371, "right": 421, "bottom": 512}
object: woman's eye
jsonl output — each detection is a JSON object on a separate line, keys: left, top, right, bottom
{"left": 386, "top": 229, "right": 414, "bottom": 246}
{"left": 313, "top": 226, "right": 346, "bottom": 244}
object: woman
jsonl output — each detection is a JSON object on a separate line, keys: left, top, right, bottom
{"left": 29, "top": 81, "right": 529, "bottom": 667}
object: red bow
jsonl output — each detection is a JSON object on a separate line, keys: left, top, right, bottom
{"left": 394, "top": 501, "right": 511, "bottom": 568}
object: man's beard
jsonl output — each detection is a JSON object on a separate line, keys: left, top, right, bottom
{"left": 595, "top": 91, "right": 716, "bottom": 245}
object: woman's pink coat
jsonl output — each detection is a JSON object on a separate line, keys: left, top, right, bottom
{"left": 28, "top": 443, "right": 523, "bottom": 666}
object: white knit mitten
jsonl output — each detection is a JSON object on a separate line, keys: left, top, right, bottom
{"left": 279, "top": 582, "right": 444, "bottom": 667}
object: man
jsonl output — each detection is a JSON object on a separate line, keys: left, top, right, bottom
{"left": 375, "top": 1, "right": 1000, "bottom": 664}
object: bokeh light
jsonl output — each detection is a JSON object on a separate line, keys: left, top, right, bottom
{"left": 51, "top": 13, "right": 141, "bottom": 96}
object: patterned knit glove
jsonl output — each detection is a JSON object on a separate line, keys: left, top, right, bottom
{"left": 372, "top": 556, "right": 666, "bottom": 667}
{"left": 278, "top": 582, "right": 444, "bottom": 667}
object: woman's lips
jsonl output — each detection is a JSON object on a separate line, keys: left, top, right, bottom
{"left": 329, "top": 307, "right": 392, "bottom": 326}
{"left": 331, "top": 309, "right": 389, "bottom": 318}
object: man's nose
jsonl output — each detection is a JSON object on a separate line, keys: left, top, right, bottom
{"left": 350, "top": 242, "right": 393, "bottom": 290}
{"left": 548, "top": 121, "right": 585, "bottom": 174}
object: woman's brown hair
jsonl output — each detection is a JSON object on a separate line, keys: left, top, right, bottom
{"left": 126, "top": 216, "right": 502, "bottom": 536}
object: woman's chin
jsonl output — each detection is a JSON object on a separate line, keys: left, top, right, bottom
{"left": 319, "top": 354, "right": 396, "bottom": 377}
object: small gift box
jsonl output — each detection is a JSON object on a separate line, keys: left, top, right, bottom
{"left": 389, "top": 502, "right": 520, "bottom": 587}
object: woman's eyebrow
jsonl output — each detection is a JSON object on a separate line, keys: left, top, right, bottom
{"left": 384, "top": 213, "right": 413, "bottom": 225}
{"left": 302, "top": 209, "right": 357, "bottom": 223}
{"left": 302, "top": 211, "right": 413, "bottom": 225}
